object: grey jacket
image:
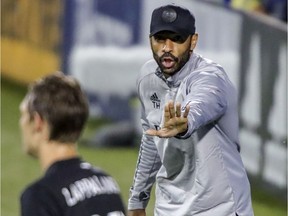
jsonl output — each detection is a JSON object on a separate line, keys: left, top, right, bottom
{"left": 128, "top": 53, "right": 254, "bottom": 216}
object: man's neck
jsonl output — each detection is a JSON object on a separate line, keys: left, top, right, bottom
{"left": 39, "top": 141, "right": 79, "bottom": 172}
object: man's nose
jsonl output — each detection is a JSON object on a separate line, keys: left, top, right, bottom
{"left": 162, "top": 39, "right": 173, "bottom": 52}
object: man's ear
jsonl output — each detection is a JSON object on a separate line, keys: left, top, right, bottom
{"left": 190, "top": 33, "right": 198, "bottom": 51}
{"left": 33, "top": 112, "right": 45, "bottom": 132}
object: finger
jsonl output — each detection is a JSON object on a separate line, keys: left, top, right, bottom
{"left": 175, "top": 103, "right": 181, "bottom": 117}
{"left": 145, "top": 129, "right": 158, "bottom": 136}
{"left": 168, "top": 101, "right": 175, "bottom": 118}
{"left": 183, "top": 105, "right": 190, "bottom": 118}
{"left": 146, "top": 129, "right": 172, "bottom": 138}
{"left": 164, "top": 103, "right": 170, "bottom": 122}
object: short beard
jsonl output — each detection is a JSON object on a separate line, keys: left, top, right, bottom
{"left": 153, "top": 47, "right": 192, "bottom": 77}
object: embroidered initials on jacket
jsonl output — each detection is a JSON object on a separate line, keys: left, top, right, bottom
{"left": 150, "top": 93, "right": 161, "bottom": 109}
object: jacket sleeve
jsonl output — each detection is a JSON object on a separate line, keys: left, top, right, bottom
{"left": 128, "top": 71, "right": 162, "bottom": 210}
{"left": 128, "top": 133, "right": 162, "bottom": 210}
{"left": 178, "top": 68, "right": 229, "bottom": 139}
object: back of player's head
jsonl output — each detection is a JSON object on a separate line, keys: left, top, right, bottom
{"left": 25, "top": 72, "right": 89, "bottom": 143}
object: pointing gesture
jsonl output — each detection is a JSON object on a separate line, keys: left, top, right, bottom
{"left": 146, "top": 101, "right": 190, "bottom": 138}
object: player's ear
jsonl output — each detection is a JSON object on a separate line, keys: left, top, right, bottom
{"left": 33, "top": 112, "right": 51, "bottom": 140}
{"left": 190, "top": 33, "right": 198, "bottom": 51}
{"left": 32, "top": 112, "right": 45, "bottom": 133}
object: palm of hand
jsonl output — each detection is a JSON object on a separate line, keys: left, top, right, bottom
{"left": 146, "top": 101, "right": 190, "bottom": 138}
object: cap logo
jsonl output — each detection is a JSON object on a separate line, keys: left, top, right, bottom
{"left": 161, "top": 8, "right": 177, "bottom": 23}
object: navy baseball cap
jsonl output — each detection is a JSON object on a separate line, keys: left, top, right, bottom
{"left": 150, "top": 4, "right": 196, "bottom": 39}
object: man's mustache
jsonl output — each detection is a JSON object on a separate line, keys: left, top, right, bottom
{"left": 160, "top": 53, "right": 178, "bottom": 62}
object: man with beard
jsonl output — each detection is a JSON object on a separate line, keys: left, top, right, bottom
{"left": 128, "top": 4, "right": 254, "bottom": 216}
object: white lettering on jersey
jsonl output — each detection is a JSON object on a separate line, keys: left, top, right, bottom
{"left": 61, "top": 175, "right": 120, "bottom": 207}
{"left": 107, "top": 211, "right": 125, "bottom": 216}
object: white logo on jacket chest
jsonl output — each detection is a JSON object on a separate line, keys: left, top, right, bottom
{"left": 150, "top": 93, "right": 161, "bottom": 109}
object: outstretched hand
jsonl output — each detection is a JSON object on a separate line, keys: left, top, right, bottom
{"left": 146, "top": 101, "right": 190, "bottom": 138}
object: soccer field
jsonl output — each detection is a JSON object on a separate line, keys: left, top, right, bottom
{"left": 1, "top": 77, "right": 286, "bottom": 216}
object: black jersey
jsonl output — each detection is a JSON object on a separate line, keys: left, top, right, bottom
{"left": 20, "top": 158, "right": 126, "bottom": 216}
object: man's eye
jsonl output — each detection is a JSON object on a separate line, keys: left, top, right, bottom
{"left": 171, "top": 36, "right": 185, "bottom": 43}
{"left": 154, "top": 35, "right": 165, "bottom": 41}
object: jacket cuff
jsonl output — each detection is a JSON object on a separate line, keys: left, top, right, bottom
{"left": 175, "top": 122, "right": 192, "bottom": 139}
{"left": 128, "top": 190, "right": 150, "bottom": 210}
{"left": 128, "top": 198, "right": 149, "bottom": 210}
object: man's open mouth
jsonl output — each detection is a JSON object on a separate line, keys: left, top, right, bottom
{"left": 161, "top": 57, "right": 175, "bottom": 69}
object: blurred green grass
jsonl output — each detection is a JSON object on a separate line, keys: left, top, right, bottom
{"left": 1, "top": 77, "right": 286, "bottom": 216}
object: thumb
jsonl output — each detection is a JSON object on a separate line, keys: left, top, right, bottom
{"left": 145, "top": 129, "right": 158, "bottom": 136}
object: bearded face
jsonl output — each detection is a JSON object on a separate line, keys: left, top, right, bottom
{"left": 150, "top": 31, "right": 196, "bottom": 77}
